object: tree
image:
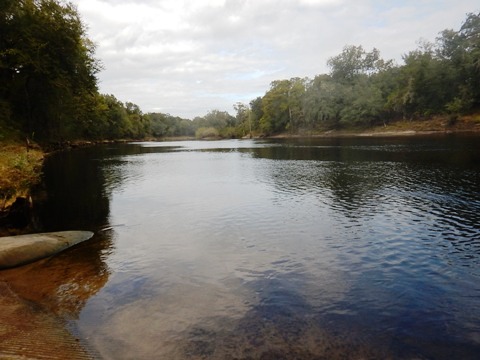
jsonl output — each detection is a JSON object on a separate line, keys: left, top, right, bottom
{"left": 234, "top": 102, "right": 251, "bottom": 137}
{"left": 249, "top": 97, "right": 263, "bottom": 133}
{"left": 0, "top": 0, "right": 101, "bottom": 141}
{"left": 146, "top": 113, "right": 194, "bottom": 138}
{"left": 327, "top": 45, "right": 392, "bottom": 83}
{"left": 456, "top": 12, "right": 480, "bottom": 109}
{"left": 203, "top": 109, "right": 236, "bottom": 129}
{"left": 125, "top": 102, "right": 150, "bottom": 138}
{"left": 147, "top": 113, "right": 169, "bottom": 137}
{"left": 304, "top": 75, "right": 347, "bottom": 129}
{"left": 259, "top": 78, "right": 307, "bottom": 134}
{"left": 324, "top": 46, "right": 395, "bottom": 126}
{"left": 339, "top": 76, "right": 384, "bottom": 126}
{"left": 101, "top": 95, "right": 129, "bottom": 139}
{"left": 260, "top": 80, "right": 290, "bottom": 134}
{"left": 287, "top": 77, "right": 308, "bottom": 131}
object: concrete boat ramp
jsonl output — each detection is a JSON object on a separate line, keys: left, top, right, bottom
{"left": 0, "top": 281, "right": 94, "bottom": 359}
{"left": 0, "top": 231, "right": 94, "bottom": 269}
{"left": 0, "top": 231, "right": 96, "bottom": 359}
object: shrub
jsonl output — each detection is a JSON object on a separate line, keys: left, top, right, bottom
{"left": 195, "top": 127, "right": 220, "bottom": 139}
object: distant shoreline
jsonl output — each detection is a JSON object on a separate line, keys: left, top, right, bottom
{"left": 1, "top": 114, "right": 479, "bottom": 235}
{"left": 266, "top": 114, "right": 480, "bottom": 139}
{"left": 268, "top": 128, "right": 480, "bottom": 139}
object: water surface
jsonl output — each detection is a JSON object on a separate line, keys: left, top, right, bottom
{"left": 30, "top": 136, "right": 480, "bottom": 359}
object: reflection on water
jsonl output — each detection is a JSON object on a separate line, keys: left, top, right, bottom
{"left": 18, "top": 137, "right": 480, "bottom": 359}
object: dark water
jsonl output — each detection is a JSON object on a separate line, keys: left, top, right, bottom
{"left": 32, "top": 136, "right": 480, "bottom": 359}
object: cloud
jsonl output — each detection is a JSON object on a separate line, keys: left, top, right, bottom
{"left": 298, "top": 0, "right": 344, "bottom": 7}
{"left": 73, "top": 0, "right": 479, "bottom": 118}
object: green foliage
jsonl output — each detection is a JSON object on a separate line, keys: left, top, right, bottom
{"left": 236, "top": 12, "right": 480, "bottom": 135}
{"left": 220, "top": 126, "right": 241, "bottom": 139}
{"left": 304, "top": 75, "right": 347, "bottom": 129}
{"left": 233, "top": 102, "right": 251, "bottom": 137}
{"left": 339, "top": 77, "right": 384, "bottom": 126}
{"left": 194, "top": 110, "right": 237, "bottom": 130}
{"left": 195, "top": 127, "right": 219, "bottom": 139}
{"left": 327, "top": 45, "right": 393, "bottom": 83}
{"left": 258, "top": 78, "right": 308, "bottom": 134}
{"left": 0, "top": 0, "right": 101, "bottom": 141}
{"left": 249, "top": 97, "right": 263, "bottom": 132}
{"left": 146, "top": 113, "right": 194, "bottom": 137}
{"left": 1, "top": 4, "right": 479, "bottom": 142}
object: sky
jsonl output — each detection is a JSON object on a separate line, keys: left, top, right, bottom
{"left": 71, "top": 0, "right": 479, "bottom": 119}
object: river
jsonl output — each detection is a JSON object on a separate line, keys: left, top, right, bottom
{"left": 22, "top": 136, "right": 480, "bottom": 358}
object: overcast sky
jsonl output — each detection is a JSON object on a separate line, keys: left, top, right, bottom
{"left": 72, "top": 0, "right": 479, "bottom": 119}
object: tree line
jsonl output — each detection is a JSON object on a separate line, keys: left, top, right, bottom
{"left": 1, "top": 1, "right": 479, "bottom": 143}
{"left": 234, "top": 11, "right": 480, "bottom": 136}
{"left": 0, "top": 0, "right": 154, "bottom": 142}
{"left": 151, "top": 11, "right": 480, "bottom": 138}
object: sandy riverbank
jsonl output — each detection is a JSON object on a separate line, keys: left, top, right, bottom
{"left": 267, "top": 114, "right": 480, "bottom": 139}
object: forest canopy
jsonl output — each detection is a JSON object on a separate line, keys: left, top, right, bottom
{"left": 1, "top": 0, "right": 99, "bottom": 141}
{"left": 0, "top": 0, "right": 150, "bottom": 142}
{"left": 244, "top": 11, "right": 480, "bottom": 136}
{"left": 1, "top": 1, "right": 479, "bottom": 142}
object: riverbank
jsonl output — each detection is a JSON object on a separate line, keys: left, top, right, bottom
{"left": 0, "top": 143, "right": 43, "bottom": 205}
{"left": 269, "top": 114, "right": 480, "bottom": 138}
{"left": 0, "top": 143, "right": 44, "bottom": 236}
{"left": 351, "top": 113, "right": 480, "bottom": 136}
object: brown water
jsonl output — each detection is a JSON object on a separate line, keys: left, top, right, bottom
{"left": 15, "top": 136, "right": 480, "bottom": 358}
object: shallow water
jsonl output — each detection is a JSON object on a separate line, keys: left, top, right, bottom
{"left": 29, "top": 136, "right": 480, "bottom": 359}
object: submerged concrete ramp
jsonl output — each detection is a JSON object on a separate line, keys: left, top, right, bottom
{"left": 0, "top": 282, "right": 93, "bottom": 359}
{"left": 0, "top": 231, "right": 94, "bottom": 269}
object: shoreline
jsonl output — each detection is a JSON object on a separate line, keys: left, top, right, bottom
{"left": 266, "top": 115, "right": 480, "bottom": 139}
{"left": 267, "top": 128, "right": 480, "bottom": 139}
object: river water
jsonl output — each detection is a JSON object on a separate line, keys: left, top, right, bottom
{"left": 29, "top": 136, "right": 480, "bottom": 358}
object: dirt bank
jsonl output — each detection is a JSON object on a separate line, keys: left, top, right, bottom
{"left": 268, "top": 114, "right": 480, "bottom": 138}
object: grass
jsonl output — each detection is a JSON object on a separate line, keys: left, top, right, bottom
{"left": 0, "top": 143, "right": 44, "bottom": 209}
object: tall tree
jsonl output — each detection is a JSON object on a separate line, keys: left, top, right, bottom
{"left": 327, "top": 45, "right": 392, "bottom": 83}
{"left": 234, "top": 102, "right": 251, "bottom": 137}
{"left": 457, "top": 12, "right": 480, "bottom": 109}
{"left": 0, "top": 0, "right": 100, "bottom": 140}
{"left": 259, "top": 78, "right": 307, "bottom": 134}
{"left": 260, "top": 80, "right": 291, "bottom": 134}
{"left": 249, "top": 97, "right": 263, "bottom": 132}
{"left": 325, "top": 46, "right": 393, "bottom": 126}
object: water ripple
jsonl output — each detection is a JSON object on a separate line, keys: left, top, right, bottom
{"left": 37, "top": 137, "right": 480, "bottom": 359}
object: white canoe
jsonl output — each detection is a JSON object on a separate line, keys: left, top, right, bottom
{"left": 0, "top": 231, "right": 94, "bottom": 269}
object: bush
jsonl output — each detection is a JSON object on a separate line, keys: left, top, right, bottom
{"left": 220, "top": 126, "right": 240, "bottom": 138}
{"left": 195, "top": 127, "right": 220, "bottom": 139}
